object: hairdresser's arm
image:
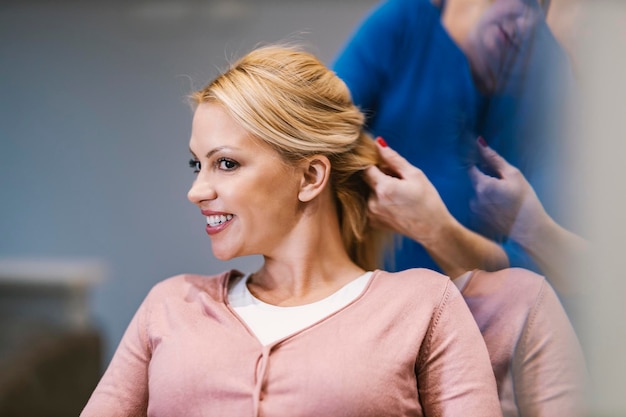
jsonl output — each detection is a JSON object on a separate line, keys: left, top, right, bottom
{"left": 364, "top": 141, "right": 509, "bottom": 278}
{"left": 468, "top": 140, "right": 587, "bottom": 295}
{"left": 520, "top": 215, "right": 587, "bottom": 296}
{"left": 333, "top": 0, "right": 409, "bottom": 109}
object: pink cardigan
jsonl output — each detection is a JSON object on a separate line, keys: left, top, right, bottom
{"left": 81, "top": 269, "right": 502, "bottom": 417}
{"left": 461, "top": 268, "right": 587, "bottom": 417}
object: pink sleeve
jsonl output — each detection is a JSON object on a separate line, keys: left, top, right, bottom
{"left": 512, "top": 281, "right": 587, "bottom": 417}
{"left": 417, "top": 282, "right": 503, "bottom": 417}
{"left": 80, "top": 295, "right": 152, "bottom": 417}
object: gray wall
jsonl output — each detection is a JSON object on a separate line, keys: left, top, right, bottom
{"left": 576, "top": 3, "right": 626, "bottom": 416}
{"left": 0, "top": 0, "right": 378, "bottom": 361}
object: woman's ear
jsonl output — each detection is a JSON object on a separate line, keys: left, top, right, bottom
{"left": 298, "top": 155, "right": 331, "bottom": 202}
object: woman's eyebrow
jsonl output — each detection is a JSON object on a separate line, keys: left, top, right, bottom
{"left": 205, "top": 146, "right": 230, "bottom": 158}
{"left": 189, "top": 146, "right": 238, "bottom": 158}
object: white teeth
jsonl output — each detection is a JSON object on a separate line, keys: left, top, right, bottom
{"left": 206, "top": 214, "right": 233, "bottom": 227}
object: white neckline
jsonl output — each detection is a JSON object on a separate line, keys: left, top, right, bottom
{"left": 228, "top": 271, "right": 373, "bottom": 345}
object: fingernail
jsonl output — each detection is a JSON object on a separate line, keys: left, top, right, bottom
{"left": 376, "top": 136, "right": 388, "bottom": 147}
{"left": 477, "top": 136, "right": 488, "bottom": 147}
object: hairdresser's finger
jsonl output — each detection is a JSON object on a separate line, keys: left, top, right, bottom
{"left": 476, "top": 137, "right": 510, "bottom": 177}
{"left": 468, "top": 165, "right": 488, "bottom": 190}
{"left": 375, "top": 137, "right": 415, "bottom": 178}
{"left": 363, "top": 164, "right": 387, "bottom": 189}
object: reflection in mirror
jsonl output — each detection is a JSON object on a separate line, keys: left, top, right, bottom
{"left": 455, "top": 268, "right": 587, "bottom": 417}
{"left": 333, "top": 0, "right": 587, "bottom": 415}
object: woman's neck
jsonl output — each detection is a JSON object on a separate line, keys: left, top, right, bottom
{"left": 440, "top": 0, "right": 491, "bottom": 48}
{"left": 248, "top": 197, "right": 366, "bottom": 306}
{"left": 248, "top": 261, "right": 365, "bottom": 307}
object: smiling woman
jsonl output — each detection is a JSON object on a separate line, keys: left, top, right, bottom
{"left": 187, "top": 45, "right": 386, "bottom": 271}
{"left": 187, "top": 102, "right": 309, "bottom": 261}
{"left": 80, "top": 44, "right": 502, "bottom": 417}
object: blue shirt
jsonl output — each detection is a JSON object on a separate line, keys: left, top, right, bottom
{"left": 333, "top": 0, "right": 574, "bottom": 272}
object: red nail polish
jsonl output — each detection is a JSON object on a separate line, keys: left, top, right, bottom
{"left": 477, "top": 136, "right": 488, "bottom": 147}
{"left": 376, "top": 136, "right": 388, "bottom": 147}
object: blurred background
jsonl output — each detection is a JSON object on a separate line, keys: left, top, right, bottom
{"left": 1, "top": 0, "right": 625, "bottom": 416}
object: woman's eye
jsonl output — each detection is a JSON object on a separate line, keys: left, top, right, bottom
{"left": 217, "top": 158, "right": 239, "bottom": 171}
{"left": 188, "top": 159, "right": 201, "bottom": 173}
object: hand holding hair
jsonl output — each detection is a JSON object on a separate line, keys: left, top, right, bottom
{"left": 365, "top": 137, "right": 508, "bottom": 278}
{"left": 364, "top": 138, "right": 452, "bottom": 245}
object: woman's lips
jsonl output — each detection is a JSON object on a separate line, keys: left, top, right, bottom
{"left": 202, "top": 211, "right": 234, "bottom": 235}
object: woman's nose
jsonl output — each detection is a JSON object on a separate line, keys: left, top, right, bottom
{"left": 187, "top": 176, "right": 217, "bottom": 205}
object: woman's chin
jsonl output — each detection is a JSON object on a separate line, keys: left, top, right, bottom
{"left": 210, "top": 247, "right": 238, "bottom": 261}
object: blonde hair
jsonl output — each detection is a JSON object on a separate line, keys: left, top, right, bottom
{"left": 192, "top": 44, "right": 391, "bottom": 271}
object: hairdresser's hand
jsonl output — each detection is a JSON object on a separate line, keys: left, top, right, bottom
{"left": 365, "top": 137, "right": 509, "bottom": 278}
{"left": 364, "top": 139, "right": 456, "bottom": 246}
{"left": 468, "top": 138, "right": 548, "bottom": 246}
{"left": 469, "top": 138, "right": 588, "bottom": 296}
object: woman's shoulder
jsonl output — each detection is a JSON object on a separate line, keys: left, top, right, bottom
{"left": 375, "top": 267, "right": 451, "bottom": 284}
{"left": 371, "top": 268, "right": 456, "bottom": 304}
{"left": 146, "top": 269, "right": 244, "bottom": 301}
{"left": 463, "top": 267, "right": 549, "bottom": 306}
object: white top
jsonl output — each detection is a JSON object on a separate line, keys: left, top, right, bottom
{"left": 228, "top": 272, "right": 373, "bottom": 345}
{"left": 452, "top": 270, "right": 473, "bottom": 292}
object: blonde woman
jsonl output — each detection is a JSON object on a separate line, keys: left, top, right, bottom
{"left": 81, "top": 45, "right": 501, "bottom": 417}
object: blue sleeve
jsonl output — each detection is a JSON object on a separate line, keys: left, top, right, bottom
{"left": 502, "top": 239, "right": 540, "bottom": 272}
{"left": 332, "top": 0, "right": 420, "bottom": 111}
